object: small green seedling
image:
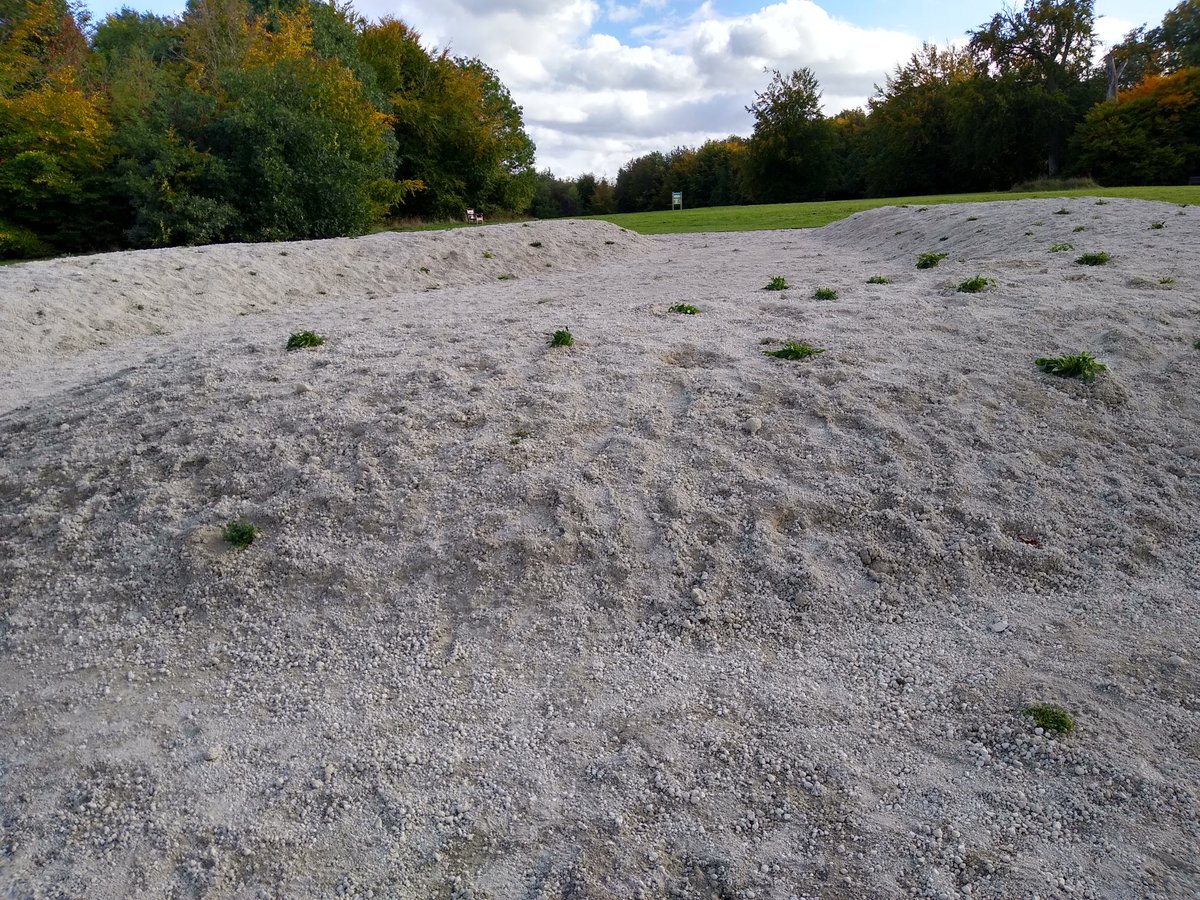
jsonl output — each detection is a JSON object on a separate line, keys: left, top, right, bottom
{"left": 1095, "top": 199, "right": 1109, "bottom": 205}
{"left": 1024, "top": 704, "right": 1075, "bottom": 736}
{"left": 866, "top": 275, "right": 892, "bottom": 284}
{"left": 604, "top": 240, "right": 616, "bottom": 245}
{"left": 764, "top": 275, "right": 789, "bottom": 291}
{"left": 550, "top": 327, "right": 574, "bottom": 347}
{"left": 1035, "top": 351, "right": 1107, "bottom": 383}
{"left": 1160, "top": 276, "right": 1176, "bottom": 285}
{"left": 669, "top": 303, "right": 700, "bottom": 314}
{"left": 1054, "top": 208, "right": 1070, "bottom": 215}
{"left": 916, "top": 251, "right": 948, "bottom": 270}
{"left": 957, "top": 275, "right": 995, "bottom": 293}
{"left": 497, "top": 273, "right": 516, "bottom": 280}
{"left": 1025, "top": 230, "right": 1035, "bottom": 236}
{"left": 223, "top": 518, "right": 260, "bottom": 549}
{"left": 1075, "top": 251, "right": 1110, "bottom": 266}
{"left": 1149, "top": 221, "right": 1165, "bottom": 230}
{"left": 764, "top": 341, "right": 825, "bottom": 361}
{"left": 482, "top": 250, "right": 494, "bottom": 258}
{"left": 286, "top": 330, "right": 325, "bottom": 351}
{"left": 1072, "top": 225, "right": 1086, "bottom": 233}
{"left": 813, "top": 287, "right": 838, "bottom": 300}
{"left": 529, "top": 241, "right": 543, "bottom": 247}
{"left": 1049, "top": 243, "right": 1073, "bottom": 253}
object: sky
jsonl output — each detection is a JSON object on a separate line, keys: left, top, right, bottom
{"left": 83, "top": 0, "right": 1178, "bottom": 178}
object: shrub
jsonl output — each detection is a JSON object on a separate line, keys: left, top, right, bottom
{"left": 0, "top": 221, "right": 54, "bottom": 260}
{"left": 223, "top": 518, "right": 260, "bottom": 549}
{"left": 1075, "top": 251, "right": 1110, "bottom": 266}
{"left": 957, "top": 275, "right": 995, "bottom": 293}
{"left": 1049, "top": 243, "right": 1073, "bottom": 252}
{"left": 550, "top": 327, "right": 573, "bottom": 347}
{"left": 813, "top": 287, "right": 838, "bottom": 300}
{"left": 916, "top": 251, "right": 948, "bottom": 269}
{"left": 764, "top": 341, "right": 825, "bottom": 360}
{"left": 1035, "top": 351, "right": 1107, "bottom": 383}
{"left": 866, "top": 275, "right": 892, "bottom": 284}
{"left": 286, "top": 330, "right": 325, "bottom": 350}
{"left": 669, "top": 303, "right": 700, "bottom": 314}
{"left": 764, "top": 275, "right": 789, "bottom": 291}
{"left": 1024, "top": 704, "right": 1075, "bottom": 735}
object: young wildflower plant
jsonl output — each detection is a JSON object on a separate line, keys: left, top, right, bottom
{"left": 764, "top": 275, "right": 789, "bottom": 291}
{"left": 813, "top": 287, "right": 838, "bottom": 300}
{"left": 286, "top": 330, "right": 325, "bottom": 351}
{"left": 916, "top": 251, "right": 948, "bottom": 269}
{"left": 764, "top": 341, "right": 825, "bottom": 360}
{"left": 1035, "top": 351, "right": 1107, "bottom": 383}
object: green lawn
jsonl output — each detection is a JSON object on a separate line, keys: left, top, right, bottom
{"left": 590, "top": 185, "right": 1200, "bottom": 234}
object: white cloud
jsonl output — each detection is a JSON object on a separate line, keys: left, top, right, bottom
{"left": 345, "top": 0, "right": 923, "bottom": 177}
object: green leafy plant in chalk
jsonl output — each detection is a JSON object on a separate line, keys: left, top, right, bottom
{"left": 1054, "top": 207, "right": 1070, "bottom": 215}
{"left": 670, "top": 303, "right": 700, "bottom": 314}
{"left": 497, "top": 273, "right": 516, "bottom": 280}
{"left": 1095, "top": 199, "right": 1108, "bottom": 205}
{"left": 1049, "top": 243, "right": 1073, "bottom": 252}
{"left": 286, "top": 330, "right": 325, "bottom": 351}
{"left": 1075, "top": 251, "right": 1110, "bottom": 266}
{"left": 764, "top": 341, "right": 825, "bottom": 360}
{"left": 1035, "top": 351, "right": 1107, "bottom": 383}
{"left": 866, "top": 275, "right": 892, "bottom": 284}
{"left": 813, "top": 287, "right": 838, "bottom": 300}
{"left": 1159, "top": 276, "right": 1176, "bottom": 285}
{"left": 1149, "top": 221, "right": 1165, "bottom": 230}
{"left": 1072, "top": 225, "right": 1086, "bottom": 233}
{"left": 1024, "top": 704, "right": 1075, "bottom": 735}
{"left": 957, "top": 275, "right": 995, "bottom": 293}
{"left": 223, "top": 518, "right": 260, "bottom": 550}
{"left": 550, "top": 327, "right": 574, "bottom": 347}
{"left": 916, "top": 251, "right": 948, "bottom": 269}
{"left": 967, "top": 216, "right": 978, "bottom": 221}
{"left": 764, "top": 275, "right": 789, "bottom": 291}
{"left": 482, "top": 250, "right": 494, "bottom": 258}
{"left": 529, "top": 241, "right": 543, "bottom": 247}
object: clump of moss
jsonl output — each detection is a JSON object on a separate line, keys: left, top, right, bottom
{"left": 764, "top": 341, "right": 825, "bottom": 361}
{"left": 670, "top": 303, "right": 700, "bottom": 314}
{"left": 866, "top": 275, "right": 892, "bottom": 284}
{"left": 813, "top": 287, "right": 838, "bottom": 300}
{"left": 957, "top": 275, "right": 995, "bottom": 293}
{"left": 1035, "top": 351, "right": 1107, "bottom": 383}
{"left": 1024, "top": 704, "right": 1075, "bottom": 735}
{"left": 1075, "top": 251, "right": 1110, "bottom": 266}
{"left": 916, "top": 251, "right": 948, "bottom": 270}
{"left": 223, "top": 518, "right": 260, "bottom": 550}
{"left": 764, "top": 275, "right": 789, "bottom": 291}
{"left": 286, "top": 330, "right": 325, "bottom": 351}
{"left": 550, "top": 327, "right": 574, "bottom": 347}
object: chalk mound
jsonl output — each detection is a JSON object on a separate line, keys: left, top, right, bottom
{"left": 1, "top": 199, "right": 1198, "bottom": 898}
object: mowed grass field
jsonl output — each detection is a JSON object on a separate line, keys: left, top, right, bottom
{"left": 591, "top": 185, "right": 1200, "bottom": 234}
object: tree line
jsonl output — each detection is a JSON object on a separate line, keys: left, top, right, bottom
{"left": 0, "top": 0, "right": 538, "bottom": 258}
{"left": 550, "top": 0, "right": 1200, "bottom": 216}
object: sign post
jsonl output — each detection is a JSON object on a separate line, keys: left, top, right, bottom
{"left": 671, "top": 191, "right": 683, "bottom": 210}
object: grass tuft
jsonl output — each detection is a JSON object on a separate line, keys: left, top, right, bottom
{"left": 813, "top": 287, "right": 838, "bottom": 300}
{"left": 764, "top": 341, "right": 825, "bottom": 361}
{"left": 286, "top": 330, "right": 325, "bottom": 351}
{"left": 223, "top": 518, "right": 260, "bottom": 550}
{"left": 866, "top": 275, "right": 892, "bottom": 284}
{"left": 550, "top": 327, "right": 574, "bottom": 347}
{"left": 916, "top": 251, "right": 948, "bottom": 269}
{"left": 669, "top": 303, "right": 700, "bottom": 314}
{"left": 764, "top": 275, "right": 789, "bottom": 291}
{"left": 1024, "top": 704, "right": 1075, "bottom": 735}
{"left": 957, "top": 275, "right": 995, "bottom": 293}
{"left": 1075, "top": 251, "right": 1110, "bottom": 266}
{"left": 1035, "top": 351, "right": 1107, "bottom": 383}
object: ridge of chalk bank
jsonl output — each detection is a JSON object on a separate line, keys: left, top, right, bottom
{"left": 1, "top": 199, "right": 1198, "bottom": 898}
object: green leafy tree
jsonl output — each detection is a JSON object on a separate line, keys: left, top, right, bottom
{"left": 1157, "top": 0, "right": 1200, "bottom": 72}
{"left": 614, "top": 150, "right": 669, "bottom": 212}
{"left": 968, "top": 0, "right": 1100, "bottom": 176}
{"left": 1071, "top": 66, "right": 1200, "bottom": 184}
{"left": 744, "top": 67, "right": 833, "bottom": 202}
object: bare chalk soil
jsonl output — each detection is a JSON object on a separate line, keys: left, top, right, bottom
{"left": 1, "top": 202, "right": 1197, "bottom": 898}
